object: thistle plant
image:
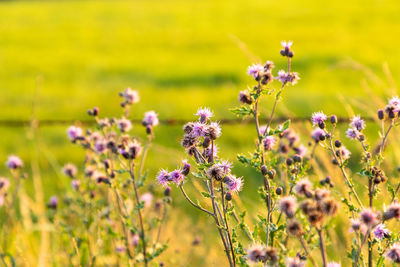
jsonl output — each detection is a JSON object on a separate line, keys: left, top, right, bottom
{"left": 57, "top": 88, "right": 169, "bottom": 266}
{"left": 229, "top": 41, "right": 400, "bottom": 267}
{"left": 157, "top": 108, "right": 248, "bottom": 266}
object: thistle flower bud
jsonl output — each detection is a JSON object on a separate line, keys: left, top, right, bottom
{"left": 164, "top": 186, "right": 171, "bottom": 196}
{"left": 146, "top": 125, "right": 152, "bottom": 135}
{"left": 182, "top": 161, "right": 191, "bottom": 176}
{"left": 334, "top": 140, "right": 341, "bottom": 148}
{"left": 6, "top": 156, "right": 23, "bottom": 172}
{"left": 275, "top": 187, "right": 283, "bottom": 195}
{"left": 87, "top": 107, "right": 99, "bottom": 116}
{"left": 47, "top": 196, "right": 58, "bottom": 210}
{"left": 103, "top": 159, "right": 111, "bottom": 170}
{"left": 378, "top": 109, "right": 384, "bottom": 120}
{"left": 286, "top": 220, "right": 303, "bottom": 236}
{"left": 383, "top": 203, "right": 400, "bottom": 221}
{"left": 62, "top": 163, "right": 77, "bottom": 178}
{"left": 386, "top": 244, "right": 400, "bottom": 263}
{"left": 360, "top": 209, "right": 378, "bottom": 228}
{"left": 239, "top": 90, "right": 253, "bottom": 105}
{"left": 294, "top": 179, "right": 313, "bottom": 198}
{"left": 293, "top": 154, "right": 302, "bottom": 163}
{"left": 261, "top": 165, "right": 268, "bottom": 176}
{"left": 267, "top": 169, "right": 276, "bottom": 179}
{"left": 286, "top": 158, "right": 293, "bottom": 166}
{"left": 279, "top": 196, "right": 297, "bottom": 218}
{"left": 330, "top": 115, "right": 338, "bottom": 124}
{"left": 203, "top": 137, "right": 211, "bottom": 148}
{"left": 225, "top": 192, "right": 232, "bottom": 201}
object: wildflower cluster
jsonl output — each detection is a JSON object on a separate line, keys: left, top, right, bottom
{"left": 59, "top": 89, "right": 169, "bottom": 266}
{"left": 157, "top": 107, "right": 245, "bottom": 266}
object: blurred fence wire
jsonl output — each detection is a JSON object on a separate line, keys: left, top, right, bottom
{"left": 0, "top": 117, "right": 377, "bottom": 127}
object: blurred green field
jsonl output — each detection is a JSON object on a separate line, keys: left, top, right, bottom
{"left": 1, "top": 0, "right": 400, "bottom": 265}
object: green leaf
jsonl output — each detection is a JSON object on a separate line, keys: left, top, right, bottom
{"left": 201, "top": 191, "right": 211, "bottom": 198}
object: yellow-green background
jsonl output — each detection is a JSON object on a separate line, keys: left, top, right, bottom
{"left": 0, "top": 0, "right": 399, "bottom": 265}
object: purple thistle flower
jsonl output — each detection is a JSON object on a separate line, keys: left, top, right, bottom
{"left": 142, "top": 111, "right": 159, "bottom": 126}
{"left": 259, "top": 125, "right": 269, "bottom": 136}
{"left": 0, "top": 177, "right": 10, "bottom": 192}
{"left": 293, "top": 179, "right": 313, "bottom": 197}
{"left": 131, "top": 233, "right": 140, "bottom": 246}
{"left": 71, "top": 179, "right": 80, "bottom": 191}
{"left": 276, "top": 70, "right": 300, "bottom": 85}
{"left": 192, "top": 122, "right": 206, "bottom": 137}
{"left": 225, "top": 175, "right": 243, "bottom": 193}
{"left": 94, "top": 139, "right": 107, "bottom": 154}
{"left": 263, "top": 136, "right": 277, "bottom": 151}
{"left": 216, "top": 160, "right": 232, "bottom": 174}
{"left": 67, "top": 126, "right": 83, "bottom": 141}
{"left": 327, "top": 263, "right": 341, "bottom": 267}
{"left": 386, "top": 244, "right": 400, "bottom": 263}
{"left": 47, "top": 196, "right": 58, "bottom": 209}
{"left": 311, "top": 111, "right": 327, "bottom": 126}
{"left": 311, "top": 128, "right": 325, "bottom": 142}
{"left": 182, "top": 160, "right": 191, "bottom": 176}
{"left": 383, "top": 202, "right": 400, "bottom": 220}
{"left": 6, "top": 155, "right": 23, "bottom": 169}
{"left": 62, "top": 163, "right": 77, "bottom": 178}
{"left": 205, "top": 145, "right": 219, "bottom": 159}
{"left": 139, "top": 192, "right": 153, "bottom": 208}
{"left": 389, "top": 97, "right": 400, "bottom": 112}
{"left": 286, "top": 257, "right": 305, "bottom": 267}
{"left": 98, "top": 118, "right": 110, "bottom": 128}
{"left": 349, "top": 219, "right": 368, "bottom": 235}
{"left": 279, "top": 196, "right": 297, "bottom": 218}
{"left": 247, "top": 64, "right": 264, "bottom": 79}
{"left": 294, "top": 144, "right": 307, "bottom": 157}
{"left": 339, "top": 146, "right": 351, "bottom": 160}
{"left": 281, "top": 40, "right": 293, "bottom": 49}
{"left": 246, "top": 244, "right": 266, "bottom": 262}
{"left": 116, "top": 118, "right": 132, "bottom": 132}
{"left": 115, "top": 245, "right": 126, "bottom": 253}
{"left": 373, "top": 223, "right": 390, "bottom": 240}
{"left": 207, "top": 122, "right": 222, "bottom": 139}
{"left": 360, "top": 209, "right": 378, "bottom": 228}
{"left": 346, "top": 128, "right": 360, "bottom": 140}
{"left": 350, "top": 115, "right": 365, "bottom": 131}
{"left": 170, "top": 169, "right": 184, "bottom": 185}
{"left": 282, "top": 129, "right": 300, "bottom": 146}
{"left": 157, "top": 169, "right": 170, "bottom": 187}
{"left": 121, "top": 88, "right": 139, "bottom": 104}
{"left": 195, "top": 107, "right": 213, "bottom": 123}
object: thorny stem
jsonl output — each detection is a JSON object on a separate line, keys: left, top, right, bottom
{"left": 355, "top": 229, "right": 371, "bottom": 267}
{"left": 208, "top": 140, "right": 234, "bottom": 267}
{"left": 253, "top": 80, "right": 273, "bottom": 246}
{"left": 298, "top": 236, "right": 317, "bottom": 267}
{"left": 207, "top": 179, "right": 234, "bottom": 267}
{"left": 156, "top": 203, "right": 168, "bottom": 244}
{"left": 368, "top": 179, "right": 373, "bottom": 267}
{"left": 221, "top": 183, "right": 236, "bottom": 266}
{"left": 129, "top": 162, "right": 148, "bottom": 267}
{"left": 179, "top": 185, "right": 213, "bottom": 216}
{"left": 112, "top": 186, "right": 133, "bottom": 260}
{"left": 326, "top": 126, "right": 363, "bottom": 207}
{"left": 317, "top": 228, "right": 328, "bottom": 267}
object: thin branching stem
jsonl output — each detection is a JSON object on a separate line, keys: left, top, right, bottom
{"left": 129, "top": 161, "right": 148, "bottom": 267}
{"left": 221, "top": 183, "right": 236, "bottom": 266}
{"left": 179, "top": 185, "right": 213, "bottom": 216}
{"left": 317, "top": 228, "right": 327, "bottom": 267}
